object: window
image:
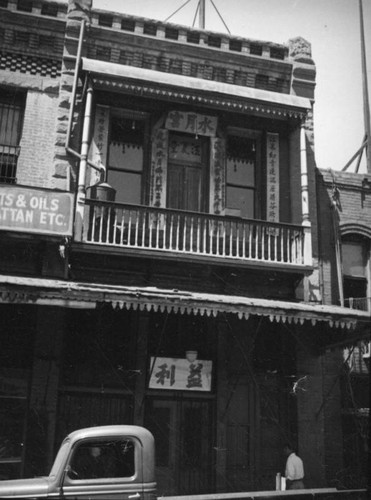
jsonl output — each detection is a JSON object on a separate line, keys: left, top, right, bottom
{"left": 121, "top": 19, "right": 135, "bottom": 32}
{"left": 342, "top": 235, "right": 370, "bottom": 311}
{"left": 165, "top": 27, "right": 178, "bottom": 40}
{"left": 107, "top": 111, "right": 146, "bottom": 204}
{"left": 250, "top": 43, "right": 262, "bottom": 56}
{"left": 69, "top": 439, "right": 135, "bottom": 480}
{"left": 229, "top": 40, "right": 242, "bottom": 52}
{"left": 143, "top": 23, "right": 156, "bottom": 36}
{"left": 98, "top": 14, "right": 113, "bottom": 27}
{"left": 255, "top": 74, "right": 269, "bottom": 90}
{"left": 226, "top": 131, "right": 257, "bottom": 219}
{"left": 0, "top": 89, "right": 25, "bottom": 184}
{"left": 187, "top": 32, "right": 200, "bottom": 44}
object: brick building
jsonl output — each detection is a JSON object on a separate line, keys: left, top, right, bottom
{"left": 0, "top": 0, "right": 369, "bottom": 494}
{"left": 316, "top": 169, "right": 370, "bottom": 487}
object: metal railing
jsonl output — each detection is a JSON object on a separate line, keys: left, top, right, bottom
{"left": 82, "top": 199, "right": 306, "bottom": 266}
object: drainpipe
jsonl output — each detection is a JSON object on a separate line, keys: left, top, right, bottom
{"left": 74, "top": 81, "right": 94, "bottom": 241}
{"left": 65, "top": 19, "right": 85, "bottom": 160}
{"left": 330, "top": 174, "right": 344, "bottom": 307}
{"left": 300, "top": 121, "right": 312, "bottom": 266}
{"left": 65, "top": 20, "right": 105, "bottom": 189}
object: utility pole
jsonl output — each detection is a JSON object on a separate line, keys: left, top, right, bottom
{"left": 199, "top": 0, "right": 205, "bottom": 29}
{"left": 342, "top": 0, "right": 371, "bottom": 173}
{"left": 359, "top": 0, "right": 371, "bottom": 173}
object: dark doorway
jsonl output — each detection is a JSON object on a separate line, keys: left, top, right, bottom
{"left": 145, "top": 396, "right": 214, "bottom": 496}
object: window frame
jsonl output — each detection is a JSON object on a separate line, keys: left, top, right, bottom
{"left": 0, "top": 88, "right": 26, "bottom": 184}
{"left": 167, "top": 132, "right": 209, "bottom": 213}
{"left": 341, "top": 234, "right": 371, "bottom": 309}
{"left": 106, "top": 108, "right": 149, "bottom": 205}
{"left": 225, "top": 127, "right": 262, "bottom": 219}
{"left": 66, "top": 437, "right": 137, "bottom": 483}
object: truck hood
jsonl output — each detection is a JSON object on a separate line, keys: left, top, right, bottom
{"left": 0, "top": 476, "right": 49, "bottom": 498}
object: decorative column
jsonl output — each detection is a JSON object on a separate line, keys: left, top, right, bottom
{"left": 289, "top": 37, "right": 316, "bottom": 269}
{"left": 300, "top": 121, "right": 312, "bottom": 266}
{"left": 74, "top": 82, "right": 93, "bottom": 241}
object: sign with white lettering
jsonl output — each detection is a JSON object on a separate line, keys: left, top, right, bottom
{"left": 149, "top": 356, "right": 212, "bottom": 392}
{"left": 0, "top": 186, "right": 74, "bottom": 236}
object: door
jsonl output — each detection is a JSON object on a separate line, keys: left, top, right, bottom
{"left": 145, "top": 398, "right": 214, "bottom": 496}
{"left": 167, "top": 134, "right": 208, "bottom": 213}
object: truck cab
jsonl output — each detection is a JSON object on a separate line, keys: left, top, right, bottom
{"left": 0, "top": 425, "right": 156, "bottom": 499}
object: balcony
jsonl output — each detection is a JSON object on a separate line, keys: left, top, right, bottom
{"left": 80, "top": 199, "right": 311, "bottom": 270}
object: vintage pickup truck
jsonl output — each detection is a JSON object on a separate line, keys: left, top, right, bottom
{"left": 0, "top": 425, "right": 367, "bottom": 500}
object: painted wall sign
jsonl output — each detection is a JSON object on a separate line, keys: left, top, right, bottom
{"left": 0, "top": 186, "right": 74, "bottom": 236}
{"left": 165, "top": 111, "right": 218, "bottom": 137}
{"left": 266, "top": 132, "right": 280, "bottom": 222}
{"left": 149, "top": 356, "right": 212, "bottom": 392}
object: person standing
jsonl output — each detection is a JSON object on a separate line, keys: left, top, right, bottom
{"left": 284, "top": 443, "right": 305, "bottom": 490}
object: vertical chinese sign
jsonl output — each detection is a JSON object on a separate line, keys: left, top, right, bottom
{"left": 88, "top": 105, "right": 110, "bottom": 186}
{"left": 266, "top": 133, "right": 279, "bottom": 223}
{"left": 149, "top": 357, "right": 212, "bottom": 391}
{"left": 209, "top": 137, "right": 225, "bottom": 215}
{"left": 150, "top": 129, "right": 168, "bottom": 209}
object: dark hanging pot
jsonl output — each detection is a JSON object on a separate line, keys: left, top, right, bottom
{"left": 87, "top": 182, "right": 116, "bottom": 202}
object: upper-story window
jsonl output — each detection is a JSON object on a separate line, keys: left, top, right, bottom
{"left": 0, "top": 89, "right": 25, "bottom": 184}
{"left": 226, "top": 130, "right": 258, "bottom": 219}
{"left": 107, "top": 111, "right": 147, "bottom": 204}
{"left": 342, "top": 235, "right": 370, "bottom": 311}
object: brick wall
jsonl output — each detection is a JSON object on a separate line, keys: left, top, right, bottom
{"left": 316, "top": 169, "right": 371, "bottom": 306}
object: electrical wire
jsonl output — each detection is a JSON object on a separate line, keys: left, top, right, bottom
{"left": 164, "top": 0, "right": 193, "bottom": 22}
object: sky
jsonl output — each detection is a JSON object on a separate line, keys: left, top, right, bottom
{"left": 93, "top": 0, "right": 371, "bottom": 173}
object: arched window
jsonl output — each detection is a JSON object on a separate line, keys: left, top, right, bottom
{"left": 341, "top": 234, "right": 370, "bottom": 311}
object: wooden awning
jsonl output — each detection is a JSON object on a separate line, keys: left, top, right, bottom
{"left": 0, "top": 275, "right": 369, "bottom": 334}
{"left": 81, "top": 57, "right": 311, "bottom": 119}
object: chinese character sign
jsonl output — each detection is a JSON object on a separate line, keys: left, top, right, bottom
{"left": 149, "top": 357, "right": 212, "bottom": 391}
{"left": 88, "top": 105, "right": 110, "bottom": 186}
{"left": 209, "top": 137, "right": 226, "bottom": 215}
{"left": 266, "top": 133, "right": 280, "bottom": 223}
{"left": 150, "top": 129, "right": 168, "bottom": 209}
{"left": 168, "top": 135, "right": 202, "bottom": 163}
{"left": 165, "top": 111, "right": 217, "bottom": 137}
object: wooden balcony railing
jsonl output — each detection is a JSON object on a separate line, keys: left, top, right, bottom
{"left": 82, "top": 200, "right": 308, "bottom": 267}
